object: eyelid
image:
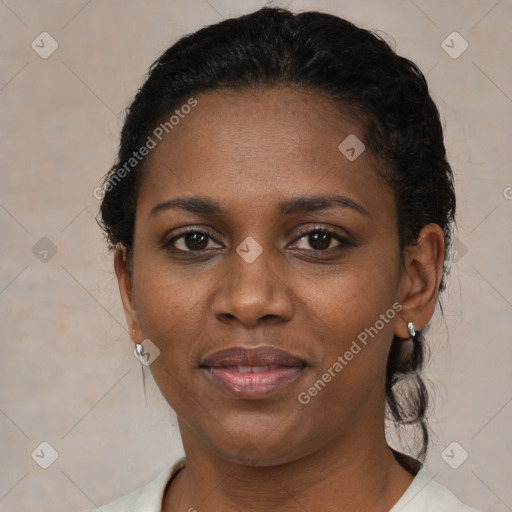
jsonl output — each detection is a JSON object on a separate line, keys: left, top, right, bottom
{"left": 290, "top": 224, "right": 353, "bottom": 243}
{"left": 169, "top": 225, "right": 221, "bottom": 239}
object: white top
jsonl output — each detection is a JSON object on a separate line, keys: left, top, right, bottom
{"left": 82, "top": 457, "right": 480, "bottom": 512}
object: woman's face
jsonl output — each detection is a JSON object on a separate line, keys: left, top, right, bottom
{"left": 119, "top": 87, "right": 411, "bottom": 465}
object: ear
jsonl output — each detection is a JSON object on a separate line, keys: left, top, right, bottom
{"left": 114, "top": 242, "right": 141, "bottom": 343}
{"left": 395, "top": 223, "right": 445, "bottom": 339}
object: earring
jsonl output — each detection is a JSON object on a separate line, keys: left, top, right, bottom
{"left": 134, "top": 342, "right": 145, "bottom": 359}
{"left": 131, "top": 328, "right": 141, "bottom": 353}
{"left": 407, "top": 322, "right": 416, "bottom": 338}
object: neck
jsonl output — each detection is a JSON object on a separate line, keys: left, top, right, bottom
{"left": 163, "top": 427, "right": 417, "bottom": 512}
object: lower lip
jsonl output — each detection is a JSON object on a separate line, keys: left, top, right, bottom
{"left": 204, "top": 366, "right": 304, "bottom": 399}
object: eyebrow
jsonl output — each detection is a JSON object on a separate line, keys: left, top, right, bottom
{"left": 149, "top": 194, "right": 369, "bottom": 218}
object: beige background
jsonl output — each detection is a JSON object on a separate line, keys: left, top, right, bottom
{"left": 0, "top": 0, "right": 511, "bottom": 511}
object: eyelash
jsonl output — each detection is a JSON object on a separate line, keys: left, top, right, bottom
{"left": 163, "top": 225, "right": 354, "bottom": 255}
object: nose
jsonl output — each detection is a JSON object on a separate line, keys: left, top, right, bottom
{"left": 212, "top": 244, "right": 294, "bottom": 327}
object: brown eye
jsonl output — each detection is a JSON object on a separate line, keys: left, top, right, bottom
{"left": 182, "top": 232, "right": 209, "bottom": 250}
{"left": 167, "top": 230, "right": 222, "bottom": 252}
{"left": 292, "top": 230, "right": 348, "bottom": 251}
{"left": 306, "top": 232, "right": 333, "bottom": 250}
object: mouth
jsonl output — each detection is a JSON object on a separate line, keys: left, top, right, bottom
{"left": 199, "top": 346, "right": 307, "bottom": 400}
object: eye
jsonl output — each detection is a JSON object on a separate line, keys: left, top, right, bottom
{"left": 290, "top": 227, "right": 352, "bottom": 252}
{"left": 163, "top": 226, "right": 353, "bottom": 254}
{"left": 165, "top": 229, "right": 223, "bottom": 252}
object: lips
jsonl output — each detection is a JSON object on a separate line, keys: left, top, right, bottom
{"left": 200, "top": 346, "right": 307, "bottom": 399}
{"left": 201, "top": 346, "right": 306, "bottom": 368}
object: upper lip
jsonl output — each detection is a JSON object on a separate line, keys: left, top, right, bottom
{"left": 200, "top": 346, "right": 306, "bottom": 368}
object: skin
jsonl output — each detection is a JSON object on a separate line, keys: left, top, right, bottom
{"left": 114, "top": 86, "right": 445, "bottom": 512}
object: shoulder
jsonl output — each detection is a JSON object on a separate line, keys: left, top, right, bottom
{"left": 79, "top": 457, "right": 186, "bottom": 512}
{"left": 390, "top": 466, "right": 481, "bottom": 512}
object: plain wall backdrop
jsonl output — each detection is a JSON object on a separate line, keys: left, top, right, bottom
{"left": 0, "top": 1, "right": 511, "bottom": 511}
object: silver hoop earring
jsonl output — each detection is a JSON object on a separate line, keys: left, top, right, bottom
{"left": 407, "top": 322, "right": 416, "bottom": 338}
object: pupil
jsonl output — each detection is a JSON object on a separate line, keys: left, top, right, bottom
{"left": 185, "top": 232, "right": 208, "bottom": 250}
{"left": 309, "top": 232, "right": 331, "bottom": 250}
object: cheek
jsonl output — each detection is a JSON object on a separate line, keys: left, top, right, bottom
{"left": 294, "top": 275, "right": 398, "bottom": 434}
{"left": 302, "top": 251, "right": 400, "bottom": 335}
{"left": 296, "top": 251, "right": 400, "bottom": 392}
{"left": 132, "top": 259, "right": 205, "bottom": 373}
{"left": 133, "top": 247, "right": 212, "bottom": 329}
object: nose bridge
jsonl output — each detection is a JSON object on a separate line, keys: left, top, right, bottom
{"left": 212, "top": 236, "right": 293, "bottom": 326}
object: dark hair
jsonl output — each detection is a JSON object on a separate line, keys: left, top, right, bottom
{"left": 98, "top": 7, "right": 456, "bottom": 461}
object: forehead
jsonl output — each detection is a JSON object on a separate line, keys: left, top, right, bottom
{"left": 137, "top": 86, "right": 389, "bottom": 215}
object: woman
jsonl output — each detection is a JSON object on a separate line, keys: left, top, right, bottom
{"left": 88, "top": 6, "right": 480, "bottom": 512}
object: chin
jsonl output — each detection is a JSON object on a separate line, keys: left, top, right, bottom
{"left": 199, "top": 419, "right": 312, "bottom": 468}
